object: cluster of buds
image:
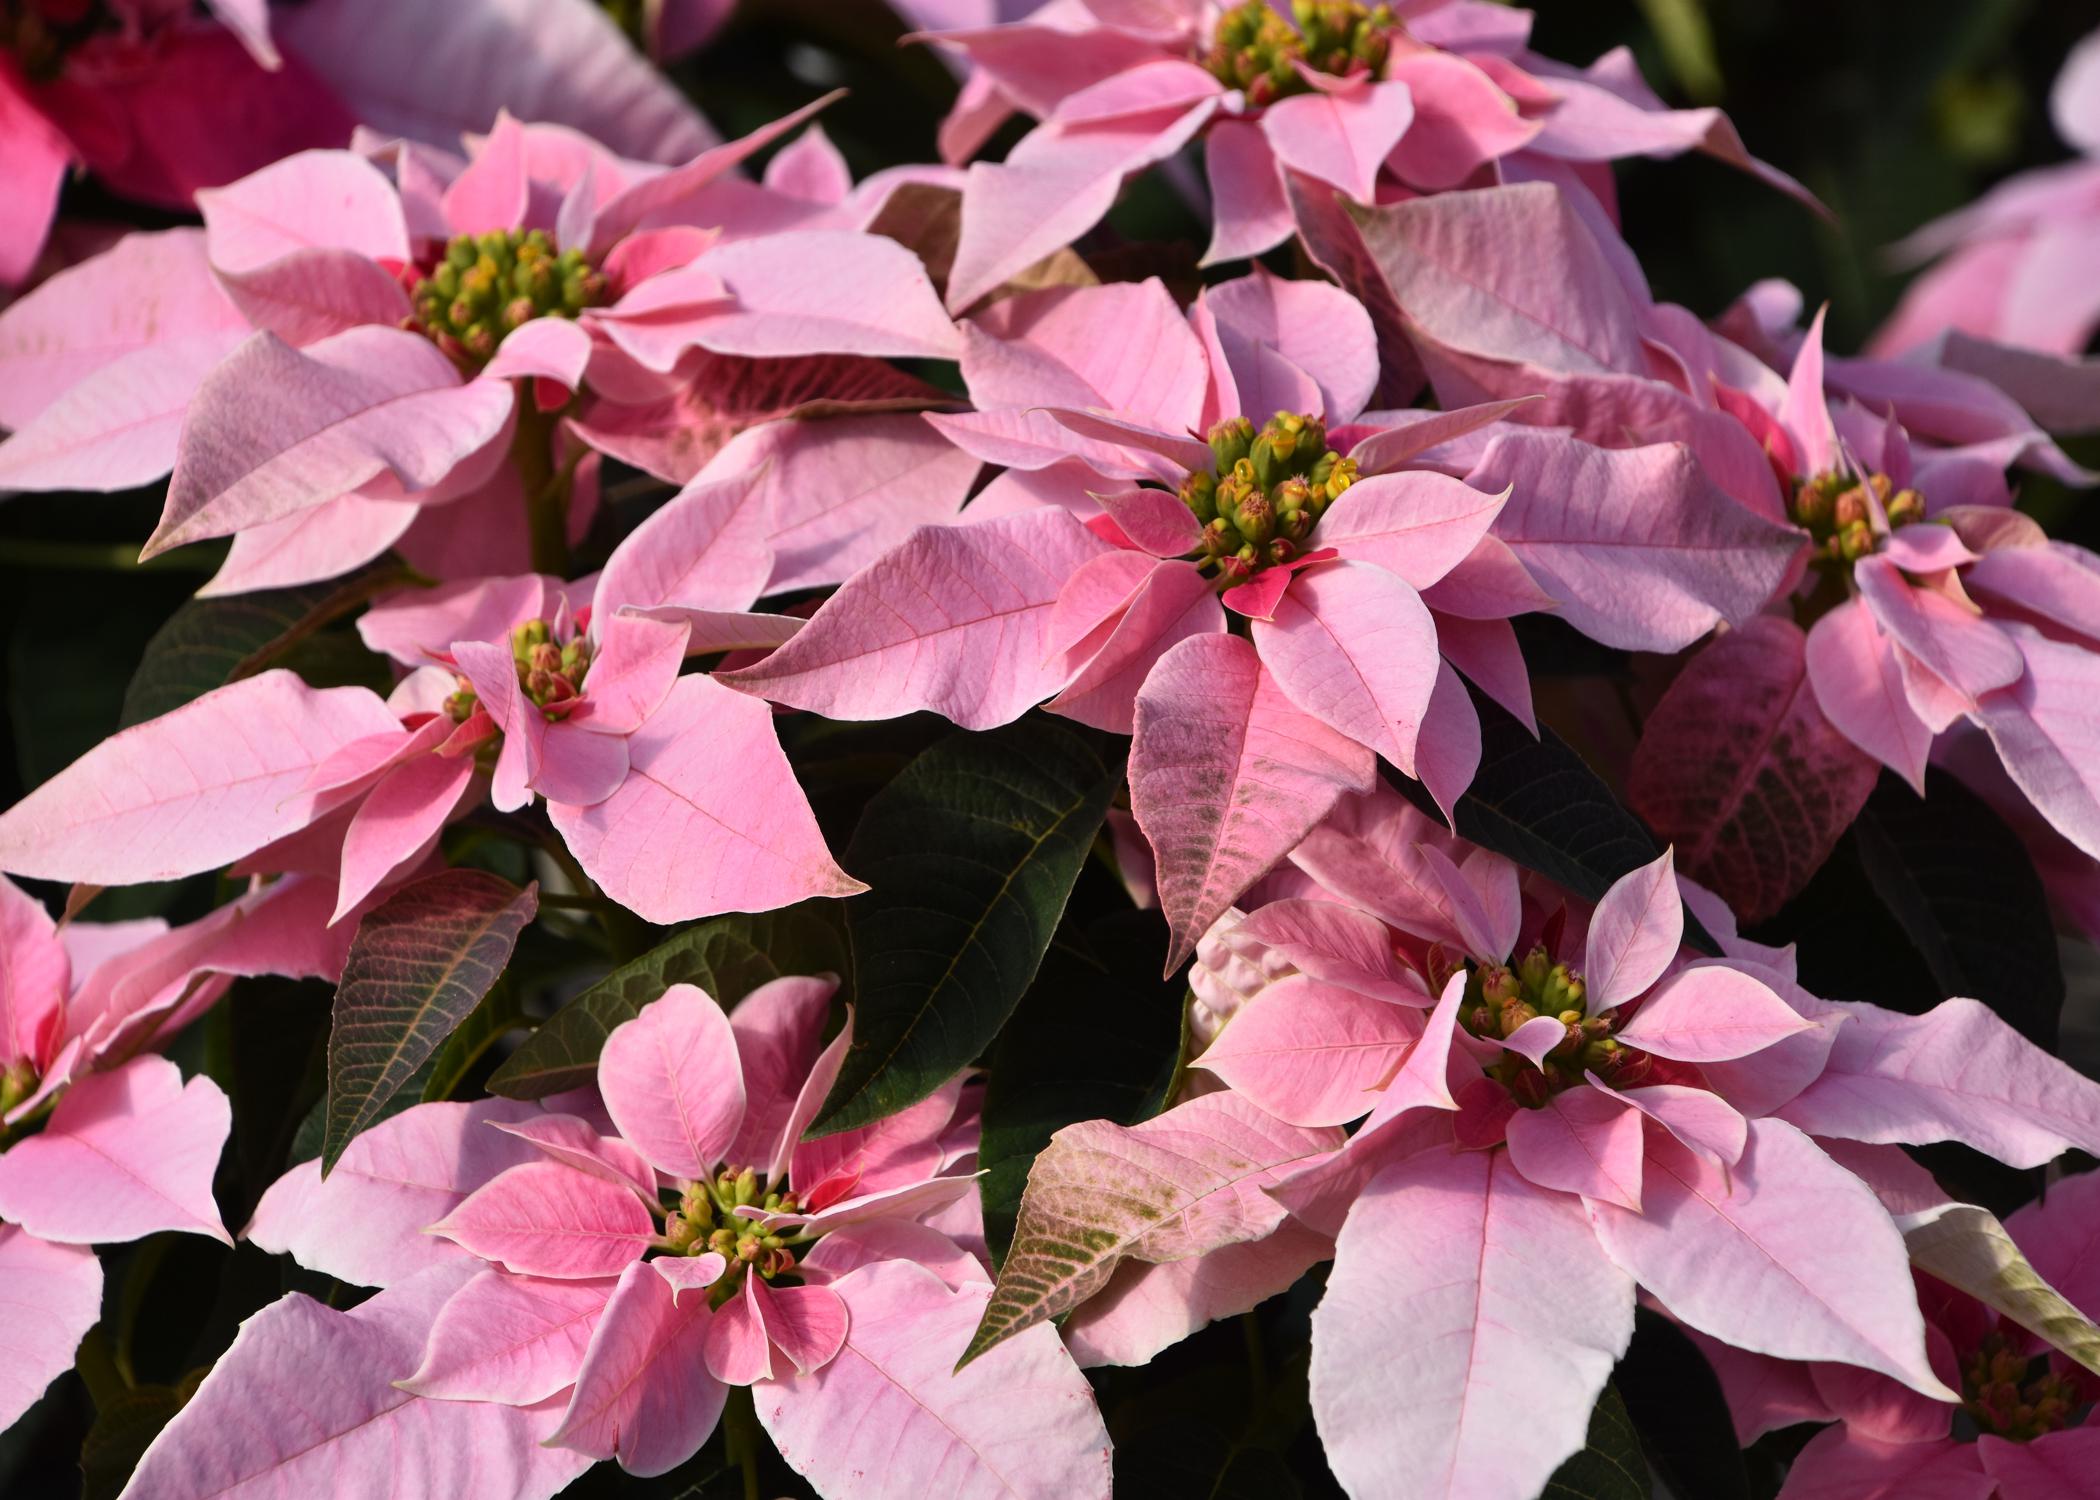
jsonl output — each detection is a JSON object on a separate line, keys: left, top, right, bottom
{"left": 408, "top": 230, "right": 607, "bottom": 365}
{"left": 1961, "top": 1333, "right": 2081, "bottom": 1441}
{"left": 1179, "top": 412, "right": 1356, "bottom": 584}
{"left": 1789, "top": 469, "right": 1926, "bottom": 566}
{"left": 1465, "top": 946, "right": 1650, "bottom": 1104}
{"left": 657, "top": 1166, "right": 810, "bottom": 1306}
{"left": 1202, "top": 0, "right": 1397, "bottom": 103}
{"left": 1, "top": 0, "right": 108, "bottom": 81}
{"left": 442, "top": 618, "right": 593, "bottom": 726}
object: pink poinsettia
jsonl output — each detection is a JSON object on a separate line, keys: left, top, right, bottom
{"left": 908, "top": 0, "right": 1808, "bottom": 308}
{"left": 724, "top": 270, "right": 1795, "bottom": 962}
{"left": 1067, "top": 784, "right": 2100, "bottom": 1500}
{"left": 0, "top": 106, "right": 961, "bottom": 598}
{"left": 1627, "top": 303, "right": 2100, "bottom": 919}
{"left": 0, "top": 0, "right": 721, "bottom": 290}
{"left": 1700, "top": 1166, "right": 2100, "bottom": 1500}
{"left": 1875, "top": 27, "right": 2100, "bottom": 366}
{"left": 128, "top": 977, "right": 1114, "bottom": 1500}
{"left": 1327, "top": 175, "right": 2097, "bottom": 918}
{"left": 0, "top": 868, "right": 355, "bottom": 1434}
{"left": 0, "top": 0, "right": 349, "bottom": 286}
{"left": 0, "top": 518, "right": 858, "bottom": 924}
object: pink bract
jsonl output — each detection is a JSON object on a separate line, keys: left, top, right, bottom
{"left": 215, "top": 976, "right": 1112, "bottom": 1497}
{"left": 726, "top": 268, "right": 1794, "bottom": 963}
{"left": 908, "top": 0, "right": 1811, "bottom": 310}
{"left": 0, "top": 105, "right": 963, "bottom": 602}
{"left": 0, "top": 868, "right": 353, "bottom": 1431}
{"left": 1030, "top": 787, "right": 2100, "bottom": 1500}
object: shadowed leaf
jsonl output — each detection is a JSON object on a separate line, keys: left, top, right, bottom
{"left": 1541, "top": 1384, "right": 1652, "bottom": 1500}
{"left": 421, "top": 976, "right": 528, "bottom": 1103}
{"left": 811, "top": 719, "right": 1114, "bottom": 1136}
{"left": 486, "top": 903, "right": 848, "bottom": 1099}
{"left": 119, "top": 560, "right": 410, "bottom": 727}
{"left": 1628, "top": 617, "right": 1879, "bottom": 924}
{"left": 323, "top": 870, "right": 538, "bottom": 1174}
{"left": 977, "top": 911, "right": 1185, "bottom": 1263}
{"left": 961, "top": 1092, "right": 1338, "bottom": 1368}
{"left": 1851, "top": 769, "right": 2063, "bottom": 1051}
{"left": 1386, "top": 686, "right": 1718, "bottom": 953}
{"left": 1615, "top": 1309, "right": 1750, "bottom": 1500}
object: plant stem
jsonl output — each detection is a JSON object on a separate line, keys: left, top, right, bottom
{"left": 513, "top": 402, "right": 568, "bottom": 577}
{"left": 724, "top": 1385, "right": 763, "bottom": 1500}
{"left": 1241, "top": 1311, "right": 1269, "bottom": 1404}
{"left": 0, "top": 538, "right": 225, "bottom": 573}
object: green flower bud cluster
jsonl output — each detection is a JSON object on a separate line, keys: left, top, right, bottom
{"left": 647, "top": 1164, "right": 816, "bottom": 1308}
{"left": 1789, "top": 468, "right": 1926, "bottom": 566}
{"left": 2, "top": 1, "right": 109, "bottom": 83}
{"left": 411, "top": 230, "right": 607, "bottom": 364}
{"left": 1962, "top": 1333, "right": 2080, "bottom": 1441}
{"left": 1202, "top": 0, "right": 1397, "bottom": 105}
{"left": 1180, "top": 412, "right": 1356, "bottom": 583}
{"left": 442, "top": 618, "right": 593, "bottom": 726}
{"left": 1464, "top": 945, "right": 1649, "bottom": 1106}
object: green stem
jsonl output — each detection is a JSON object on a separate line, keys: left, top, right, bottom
{"left": 513, "top": 402, "right": 568, "bottom": 577}
{"left": 1241, "top": 1311, "right": 1269, "bottom": 1404}
{"left": 75, "top": 1325, "right": 130, "bottom": 1409}
{"left": 724, "top": 1385, "right": 763, "bottom": 1500}
{"left": 0, "top": 538, "right": 225, "bottom": 573}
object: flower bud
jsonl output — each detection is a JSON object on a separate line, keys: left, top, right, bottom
{"left": 511, "top": 618, "right": 552, "bottom": 658}
{"left": 1234, "top": 491, "right": 1275, "bottom": 545}
{"left": 0, "top": 1060, "right": 35, "bottom": 1116}
{"left": 733, "top": 1166, "right": 760, "bottom": 1206}
{"left": 662, "top": 1213, "right": 702, "bottom": 1253}
{"left": 1180, "top": 469, "right": 1218, "bottom": 524}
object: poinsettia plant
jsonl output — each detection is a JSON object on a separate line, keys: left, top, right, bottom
{"left": 2, "top": 3, "right": 2099, "bottom": 1499}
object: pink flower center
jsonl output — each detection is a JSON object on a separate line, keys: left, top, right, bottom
{"left": 408, "top": 230, "right": 608, "bottom": 365}
{"left": 656, "top": 1163, "right": 815, "bottom": 1309}
{"left": 1180, "top": 412, "right": 1357, "bottom": 585}
{"left": 445, "top": 617, "right": 594, "bottom": 724}
{"left": 1790, "top": 468, "right": 1928, "bottom": 566}
{"left": 1961, "top": 1333, "right": 2083, "bottom": 1442}
{"left": 1462, "top": 946, "right": 1653, "bottom": 1105}
{"left": 1202, "top": 0, "right": 1397, "bottom": 105}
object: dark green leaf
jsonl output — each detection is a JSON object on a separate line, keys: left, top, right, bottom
{"left": 323, "top": 870, "right": 538, "bottom": 1173}
{"left": 119, "top": 560, "right": 410, "bottom": 728}
{"left": 487, "top": 903, "right": 848, "bottom": 1099}
{"left": 1615, "top": 1309, "right": 1751, "bottom": 1500}
{"left": 812, "top": 719, "right": 1115, "bottom": 1136}
{"left": 1850, "top": 768, "right": 2062, "bottom": 1050}
{"left": 421, "top": 975, "right": 529, "bottom": 1102}
{"left": 977, "top": 910, "right": 1184, "bottom": 1263}
{"left": 1541, "top": 1384, "right": 1651, "bottom": 1500}
{"left": 1384, "top": 688, "right": 1717, "bottom": 954}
